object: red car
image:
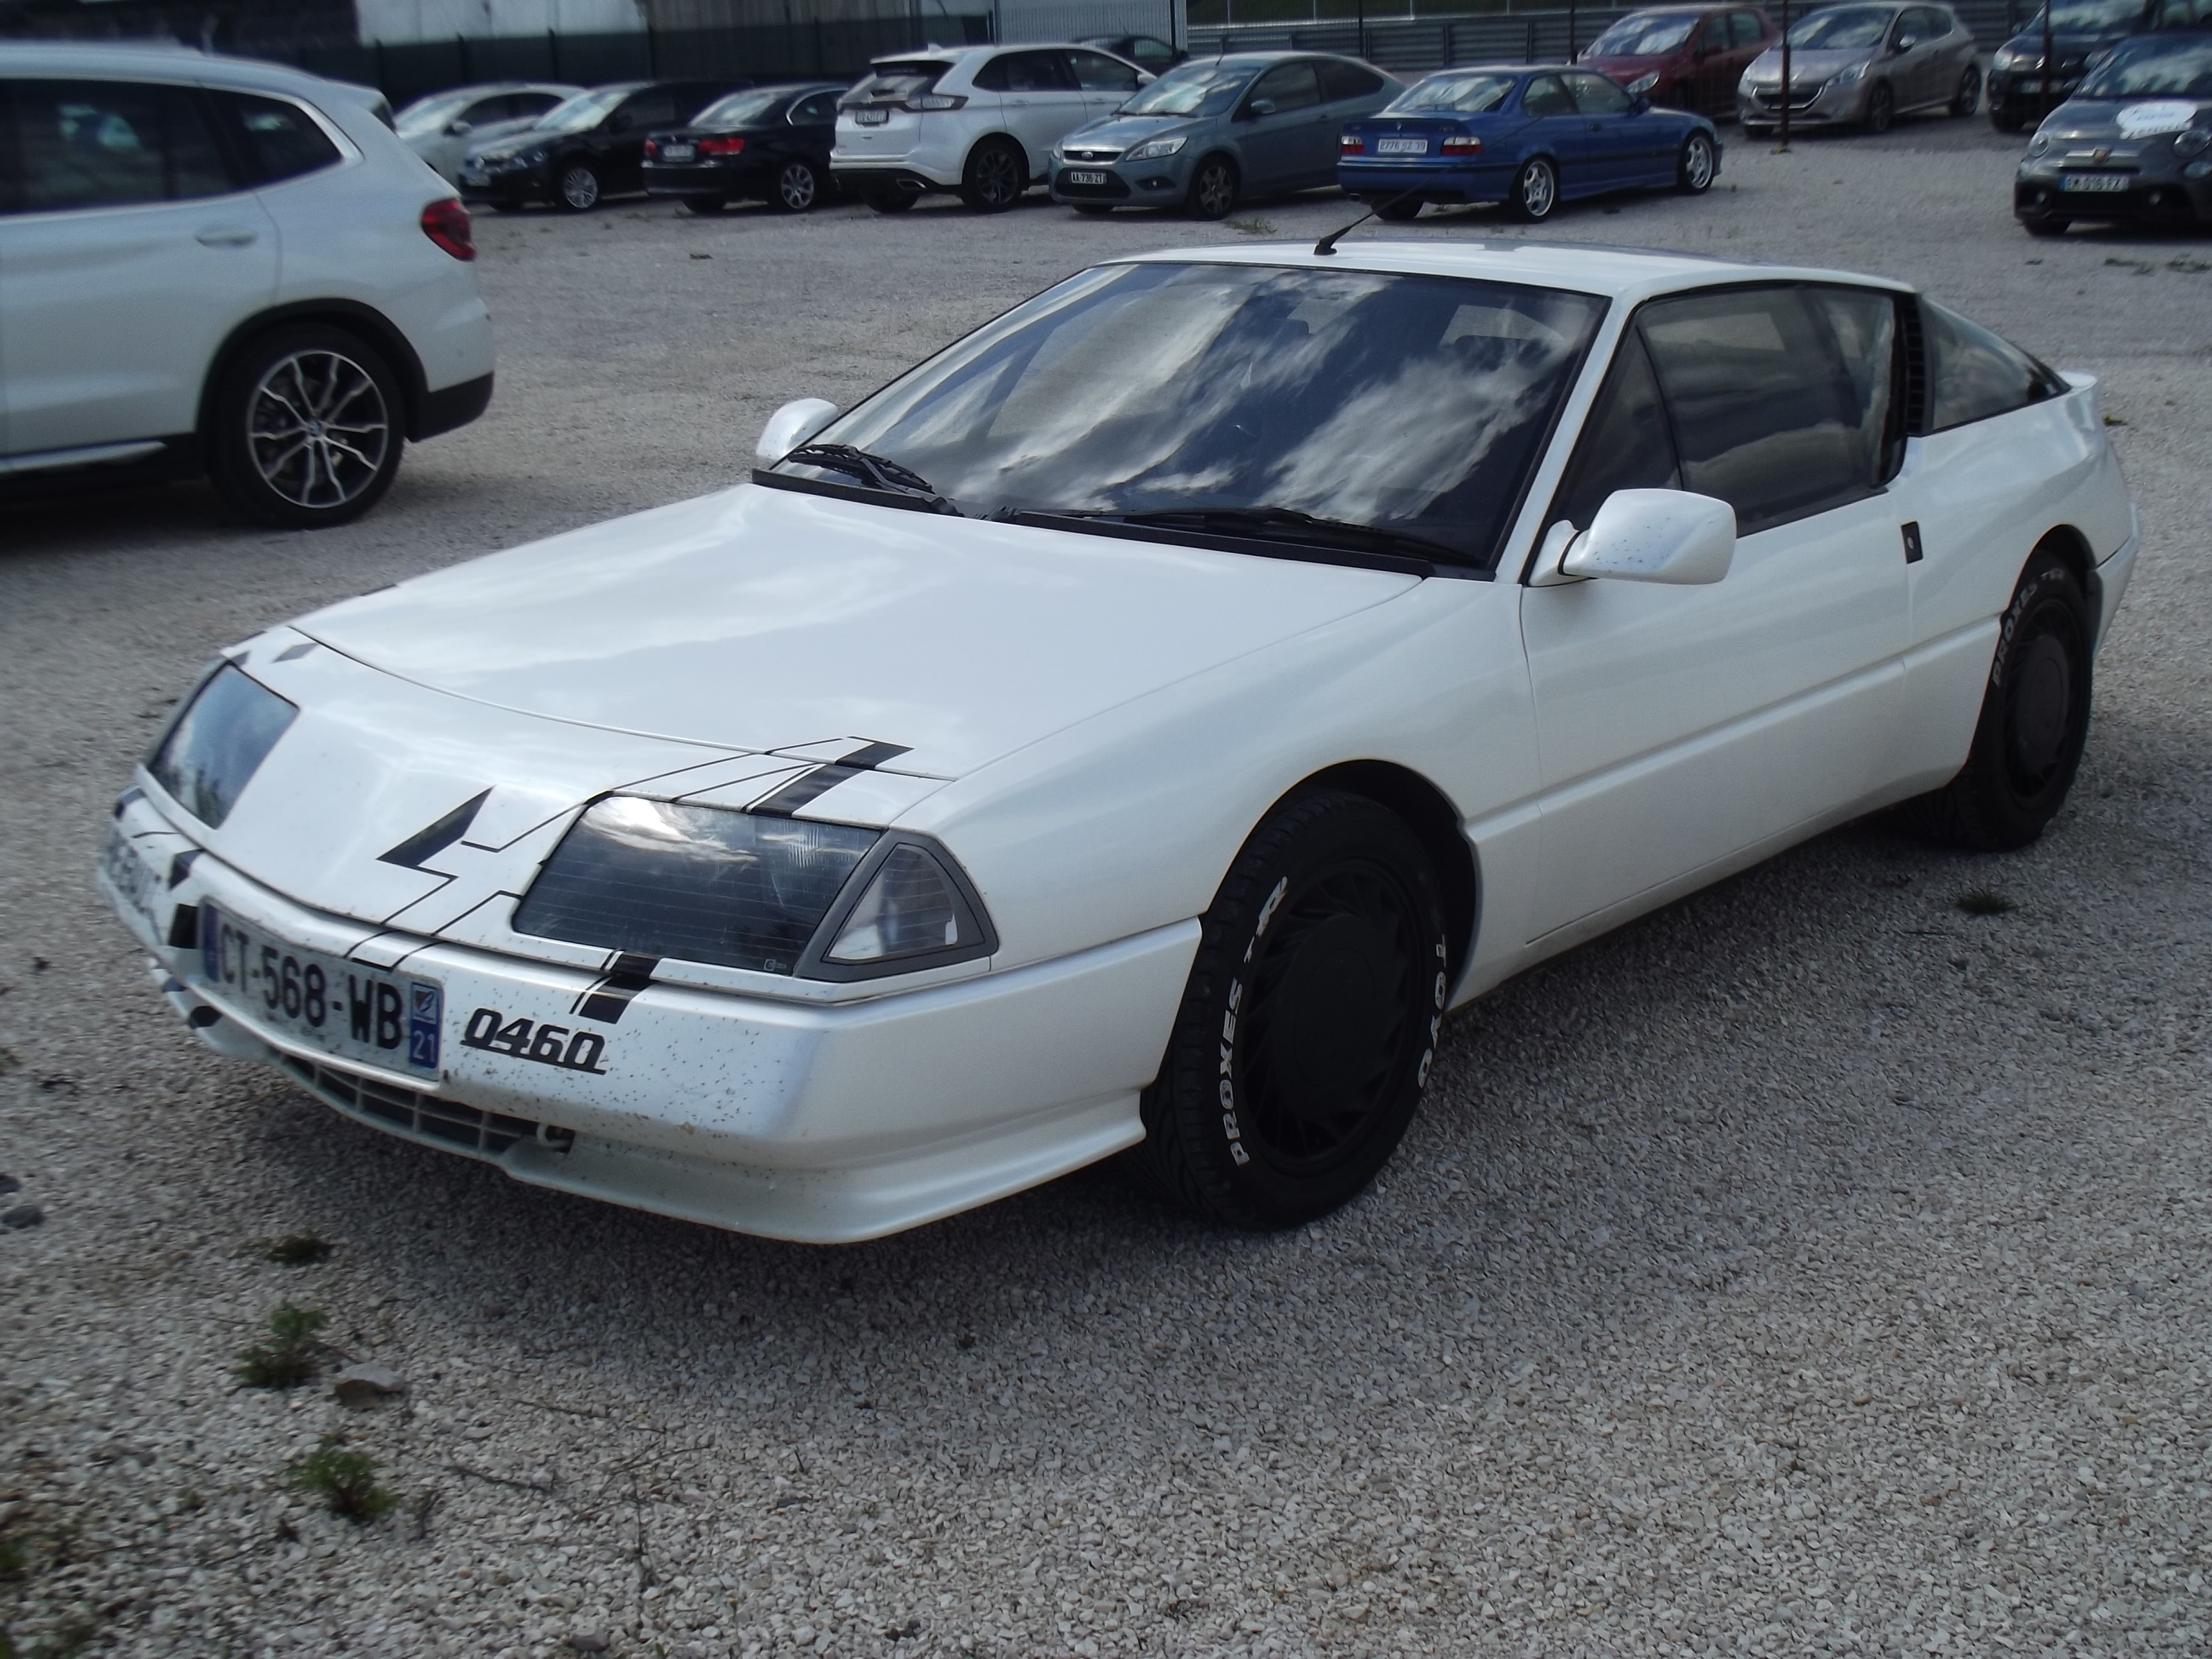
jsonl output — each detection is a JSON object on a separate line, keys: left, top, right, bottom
{"left": 1578, "top": 4, "right": 1779, "bottom": 116}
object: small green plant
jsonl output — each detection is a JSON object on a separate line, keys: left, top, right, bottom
{"left": 264, "top": 1233, "right": 333, "bottom": 1266}
{"left": 1226, "top": 215, "right": 1276, "bottom": 236}
{"left": 1956, "top": 889, "right": 2017, "bottom": 916}
{"left": 288, "top": 1436, "right": 394, "bottom": 1524}
{"left": 235, "top": 1303, "right": 328, "bottom": 1388}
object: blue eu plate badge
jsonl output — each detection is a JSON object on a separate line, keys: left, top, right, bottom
{"left": 408, "top": 981, "right": 442, "bottom": 1071}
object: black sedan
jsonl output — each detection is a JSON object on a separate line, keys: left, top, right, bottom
{"left": 2015, "top": 30, "right": 2212, "bottom": 233}
{"left": 459, "top": 78, "right": 745, "bottom": 210}
{"left": 642, "top": 82, "right": 847, "bottom": 212}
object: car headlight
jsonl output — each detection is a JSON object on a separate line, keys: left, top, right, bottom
{"left": 1829, "top": 63, "right": 1866, "bottom": 87}
{"left": 2175, "top": 127, "right": 2212, "bottom": 156}
{"left": 1126, "top": 134, "right": 1188, "bottom": 160}
{"left": 513, "top": 798, "right": 994, "bottom": 979}
{"left": 1994, "top": 45, "right": 2026, "bottom": 68}
{"left": 1625, "top": 71, "right": 1659, "bottom": 95}
{"left": 2028, "top": 131, "right": 2052, "bottom": 155}
{"left": 146, "top": 662, "right": 297, "bottom": 829}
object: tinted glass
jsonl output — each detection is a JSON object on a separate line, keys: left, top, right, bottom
{"left": 459, "top": 96, "right": 510, "bottom": 127}
{"left": 513, "top": 91, "right": 565, "bottom": 117}
{"left": 1923, "top": 300, "right": 2062, "bottom": 432}
{"left": 1129, "top": 37, "right": 1180, "bottom": 67}
{"left": 843, "top": 63, "right": 951, "bottom": 104}
{"left": 1787, "top": 6, "right": 1896, "bottom": 47}
{"left": 221, "top": 93, "right": 341, "bottom": 184}
{"left": 1122, "top": 60, "right": 1254, "bottom": 116}
{"left": 619, "top": 89, "right": 678, "bottom": 127}
{"left": 1550, "top": 332, "right": 1681, "bottom": 533}
{"left": 1249, "top": 61, "right": 1323, "bottom": 112}
{"left": 1071, "top": 50, "right": 1141, "bottom": 90}
{"left": 993, "top": 51, "right": 1079, "bottom": 91}
{"left": 8, "top": 80, "right": 232, "bottom": 212}
{"left": 694, "top": 88, "right": 784, "bottom": 127}
{"left": 1521, "top": 74, "right": 1575, "bottom": 114}
{"left": 148, "top": 663, "right": 298, "bottom": 829}
{"left": 395, "top": 89, "right": 476, "bottom": 136}
{"left": 535, "top": 85, "right": 637, "bottom": 132}
{"left": 1637, "top": 285, "right": 1895, "bottom": 532}
{"left": 2080, "top": 33, "right": 2212, "bottom": 94}
{"left": 1568, "top": 71, "right": 1636, "bottom": 112}
{"left": 1588, "top": 14, "right": 1701, "bottom": 53}
{"left": 790, "top": 262, "right": 1605, "bottom": 570}
{"left": 791, "top": 91, "right": 840, "bottom": 122}
{"left": 1732, "top": 12, "right": 1770, "bottom": 44}
{"left": 1320, "top": 60, "right": 1388, "bottom": 99}
{"left": 1389, "top": 71, "right": 1515, "bottom": 112}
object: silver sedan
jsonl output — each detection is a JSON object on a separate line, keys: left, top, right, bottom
{"left": 1738, "top": 2, "right": 1982, "bottom": 134}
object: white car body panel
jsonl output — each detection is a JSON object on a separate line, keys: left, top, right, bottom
{"left": 96, "top": 241, "right": 2138, "bottom": 1242}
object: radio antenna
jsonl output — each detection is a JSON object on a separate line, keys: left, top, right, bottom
{"left": 1313, "top": 190, "right": 1416, "bottom": 256}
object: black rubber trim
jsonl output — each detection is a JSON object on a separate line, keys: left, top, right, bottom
{"left": 167, "top": 904, "right": 202, "bottom": 950}
{"left": 379, "top": 790, "right": 490, "bottom": 869}
{"left": 750, "top": 469, "right": 957, "bottom": 516}
{"left": 793, "top": 832, "right": 997, "bottom": 983}
{"left": 418, "top": 372, "right": 494, "bottom": 441}
{"left": 999, "top": 510, "right": 1483, "bottom": 581}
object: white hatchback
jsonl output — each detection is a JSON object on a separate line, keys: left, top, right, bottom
{"left": 0, "top": 43, "right": 495, "bottom": 527}
{"left": 830, "top": 42, "right": 1151, "bottom": 211}
{"left": 394, "top": 79, "right": 581, "bottom": 184}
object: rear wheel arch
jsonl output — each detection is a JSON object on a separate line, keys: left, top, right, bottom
{"left": 2034, "top": 523, "right": 2103, "bottom": 634}
{"left": 1290, "top": 760, "right": 1478, "bottom": 986}
{"left": 199, "top": 302, "right": 429, "bottom": 444}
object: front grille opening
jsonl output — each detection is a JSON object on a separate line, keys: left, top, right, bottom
{"left": 279, "top": 1053, "right": 559, "bottom": 1157}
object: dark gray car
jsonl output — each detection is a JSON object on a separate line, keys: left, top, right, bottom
{"left": 1737, "top": 2, "right": 1982, "bottom": 133}
{"left": 1047, "top": 53, "right": 1399, "bottom": 217}
{"left": 2014, "top": 28, "right": 2212, "bottom": 232}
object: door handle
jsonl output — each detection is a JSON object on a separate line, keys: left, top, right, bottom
{"left": 196, "top": 227, "right": 259, "bottom": 247}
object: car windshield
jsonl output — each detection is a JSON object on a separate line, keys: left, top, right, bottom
{"left": 535, "top": 86, "right": 637, "bottom": 133}
{"left": 693, "top": 88, "right": 784, "bottom": 127}
{"left": 1587, "top": 14, "right": 1701, "bottom": 54}
{"left": 1387, "top": 71, "right": 1518, "bottom": 112}
{"left": 1787, "top": 6, "right": 1896, "bottom": 46}
{"left": 394, "top": 89, "right": 478, "bottom": 136}
{"left": 1119, "top": 61, "right": 1254, "bottom": 115}
{"left": 777, "top": 261, "right": 1606, "bottom": 570}
{"left": 2027, "top": 0, "right": 2148, "bottom": 29}
{"left": 2079, "top": 32, "right": 2212, "bottom": 91}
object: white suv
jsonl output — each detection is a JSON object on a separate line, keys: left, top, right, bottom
{"left": 0, "top": 43, "right": 495, "bottom": 528}
{"left": 830, "top": 43, "right": 1151, "bottom": 212}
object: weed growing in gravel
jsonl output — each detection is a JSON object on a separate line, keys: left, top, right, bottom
{"left": 1226, "top": 216, "right": 1276, "bottom": 235}
{"left": 264, "top": 1233, "right": 333, "bottom": 1266}
{"left": 1956, "top": 889, "right": 2017, "bottom": 916}
{"left": 287, "top": 1435, "right": 395, "bottom": 1524}
{"left": 0, "top": 1612, "right": 100, "bottom": 1659}
{"left": 235, "top": 1303, "right": 328, "bottom": 1388}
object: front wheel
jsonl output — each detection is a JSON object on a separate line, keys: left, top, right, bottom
{"left": 1186, "top": 154, "right": 1238, "bottom": 219}
{"left": 1951, "top": 63, "right": 1982, "bottom": 117}
{"left": 1865, "top": 81, "right": 1895, "bottom": 134}
{"left": 1902, "top": 547, "right": 2093, "bottom": 850}
{"left": 1676, "top": 131, "right": 1716, "bottom": 193}
{"left": 1124, "top": 789, "right": 1449, "bottom": 1229}
{"left": 772, "top": 158, "right": 821, "bottom": 212}
{"left": 1507, "top": 156, "right": 1557, "bottom": 221}
{"left": 960, "top": 138, "right": 1027, "bottom": 212}
{"left": 208, "top": 325, "right": 403, "bottom": 529}
{"left": 556, "top": 160, "right": 601, "bottom": 211}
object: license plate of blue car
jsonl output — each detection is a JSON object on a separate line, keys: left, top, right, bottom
{"left": 1376, "top": 138, "right": 1429, "bottom": 154}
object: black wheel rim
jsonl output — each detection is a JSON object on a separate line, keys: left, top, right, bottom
{"left": 1196, "top": 163, "right": 1233, "bottom": 215}
{"left": 2003, "top": 602, "right": 2085, "bottom": 804}
{"left": 562, "top": 166, "right": 598, "bottom": 208}
{"left": 1237, "top": 860, "right": 1422, "bottom": 1175}
{"left": 1871, "top": 87, "right": 1892, "bottom": 130}
{"left": 976, "top": 147, "right": 1021, "bottom": 207}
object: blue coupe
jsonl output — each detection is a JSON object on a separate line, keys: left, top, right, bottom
{"left": 1338, "top": 63, "right": 1721, "bottom": 221}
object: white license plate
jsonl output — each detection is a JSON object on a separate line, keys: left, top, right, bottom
{"left": 660, "top": 143, "right": 696, "bottom": 161}
{"left": 2061, "top": 172, "right": 2130, "bottom": 192}
{"left": 855, "top": 107, "right": 889, "bottom": 125}
{"left": 459, "top": 169, "right": 487, "bottom": 187}
{"left": 199, "top": 904, "right": 444, "bottom": 1077}
{"left": 1375, "top": 137, "right": 1429, "bottom": 155}
{"left": 1066, "top": 169, "right": 1109, "bottom": 184}
{"left": 100, "top": 824, "right": 161, "bottom": 936}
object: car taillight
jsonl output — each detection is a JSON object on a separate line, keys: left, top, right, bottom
{"left": 1340, "top": 134, "right": 1364, "bottom": 153}
{"left": 698, "top": 135, "right": 747, "bottom": 156}
{"left": 1442, "top": 135, "right": 1483, "bottom": 153}
{"left": 420, "top": 197, "right": 475, "bottom": 261}
{"left": 642, "top": 138, "right": 660, "bottom": 159}
{"left": 904, "top": 93, "right": 967, "bottom": 111}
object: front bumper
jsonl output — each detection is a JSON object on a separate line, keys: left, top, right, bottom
{"left": 1048, "top": 150, "right": 1195, "bottom": 207}
{"left": 1988, "top": 70, "right": 2083, "bottom": 114}
{"left": 2015, "top": 161, "right": 2212, "bottom": 222}
{"left": 456, "top": 161, "right": 553, "bottom": 203}
{"left": 98, "top": 792, "right": 1197, "bottom": 1244}
{"left": 1737, "top": 77, "right": 1869, "bottom": 126}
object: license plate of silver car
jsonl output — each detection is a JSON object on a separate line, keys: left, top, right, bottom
{"left": 855, "top": 107, "right": 889, "bottom": 125}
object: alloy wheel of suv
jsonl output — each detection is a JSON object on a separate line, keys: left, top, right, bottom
{"left": 961, "top": 138, "right": 1027, "bottom": 212}
{"left": 557, "top": 161, "right": 602, "bottom": 211}
{"left": 210, "top": 325, "right": 403, "bottom": 529}
{"left": 774, "top": 158, "right": 821, "bottom": 212}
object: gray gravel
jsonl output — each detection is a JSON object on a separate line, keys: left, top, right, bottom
{"left": 3, "top": 112, "right": 2210, "bottom": 1658}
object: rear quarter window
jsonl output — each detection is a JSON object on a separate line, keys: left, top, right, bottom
{"left": 1920, "top": 300, "right": 2065, "bottom": 432}
{"left": 216, "top": 92, "right": 343, "bottom": 185}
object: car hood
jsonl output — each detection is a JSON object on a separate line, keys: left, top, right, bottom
{"left": 297, "top": 482, "right": 1419, "bottom": 782}
{"left": 1064, "top": 112, "right": 1200, "bottom": 147}
{"left": 1745, "top": 46, "right": 1874, "bottom": 80}
{"left": 2038, "top": 94, "right": 2210, "bottom": 140}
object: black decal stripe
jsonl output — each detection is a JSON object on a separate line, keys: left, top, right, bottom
{"left": 379, "top": 789, "right": 491, "bottom": 868}
{"left": 836, "top": 740, "right": 912, "bottom": 771}
{"left": 113, "top": 787, "right": 144, "bottom": 820}
{"left": 572, "top": 953, "right": 659, "bottom": 1025}
{"left": 748, "top": 764, "right": 854, "bottom": 817}
{"left": 167, "top": 848, "right": 201, "bottom": 889}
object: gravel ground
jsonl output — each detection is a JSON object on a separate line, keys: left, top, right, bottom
{"left": 2, "top": 112, "right": 2210, "bottom": 1659}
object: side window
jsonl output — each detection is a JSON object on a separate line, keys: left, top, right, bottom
{"left": 997, "top": 51, "right": 1079, "bottom": 91}
{"left": 6, "top": 79, "right": 233, "bottom": 212}
{"left": 1550, "top": 332, "right": 1682, "bottom": 534}
{"left": 1132, "top": 37, "right": 1179, "bottom": 69}
{"left": 513, "top": 91, "right": 565, "bottom": 119}
{"left": 1070, "top": 50, "right": 1139, "bottom": 91}
{"left": 220, "top": 93, "right": 342, "bottom": 185}
{"left": 1567, "top": 71, "right": 1635, "bottom": 114}
{"left": 459, "top": 96, "right": 510, "bottom": 128}
{"left": 1921, "top": 300, "right": 2062, "bottom": 432}
{"left": 791, "top": 91, "right": 840, "bottom": 123}
{"left": 1732, "top": 11, "right": 1769, "bottom": 44}
{"left": 1923, "top": 7, "right": 1955, "bottom": 35}
{"left": 1636, "top": 285, "right": 1894, "bottom": 534}
{"left": 1247, "top": 61, "right": 1323, "bottom": 112}
{"left": 1521, "top": 74, "right": 1575, "bottom": 116}
{"left": 1320, "top": 60, "right": 1387, "bottom": 100}
{"left": 971, "top": 55, "right": 1010, "bottom": 91}
{"left": 620, "top": 90, "right": 678, "bottom": 128}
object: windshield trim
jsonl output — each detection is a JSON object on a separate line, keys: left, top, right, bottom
{"left": 996, "top": 511, "right": 1491, "bottom": 580}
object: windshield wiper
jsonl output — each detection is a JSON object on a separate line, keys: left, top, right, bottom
{"left": 1032, "top": 505, "right": 1474, "bottom": 568}
{"left": 783, "top": 443, "right": 941, "bottom": 498}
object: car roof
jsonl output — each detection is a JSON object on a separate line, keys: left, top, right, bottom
{"left": 0, "top": 40, "right": 385, "bottom": 107}
{"left": 1116, "top": 240, "right": 1915, "bottom": 302}
{"left": 1411, "top": 62, "right": 1574, "bottom": 75}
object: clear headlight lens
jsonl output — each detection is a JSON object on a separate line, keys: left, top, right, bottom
{"left": 1829, "top": 63, "right": 1866, "bottom": 87}
{"left": 1625, "top": 71, "right": 1659, "bottom": 95}
{"left": 2028, "top": 131, "right": 2052, "bottom": 155}
{"left": 2175, "top": 127, "right": 2212, "bottom": 156}
{"left": 1127, "top": 134, "right": 1188, "bottom": 160}
{"left": 147, "top": 662, "right": 297, "bottom": 829}
{"left": 825, "top": 842, "right": 989, "bottom": 966}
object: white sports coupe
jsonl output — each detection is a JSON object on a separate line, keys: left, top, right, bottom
{"left": 99, "top": 241, "right": 2136, "bottom": 1244}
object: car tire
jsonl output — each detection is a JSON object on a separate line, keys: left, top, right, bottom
{"left": 1375, "top": 195, "right": 1424, "bottom": 221}
{"left": 2021, "top": 212, "right": 2070, "bottom": 236}
{"left": 1901, "top": 545, "right": 2094, "bottom": 852}
{"left": 866, "top": 188, "right": 915, "bottom": 212}
{"left": 1951, "top": 63, "right": 1982, "bottom": 116}
{"left": 772, "top": 158, "right": 821, "bottom": 212}
{"left": 1676, "top": 130, "right": 1717, "bottom": 192}
{"left": 1186, "top": 154, "right": 1238, "bottom": 219}
{"left": 960, "top": 137, "right": 1027, "bottom": 212}
{"left": 1865, "top": 81, "right": 1895, "bottom": 133}
{"left": 207, "top": 325, "right": 404, "bottom": 530}
{"left": 556, "top": 159, "right": 601, "bottom": 211}
{"left": 1123, "top": 788, "right": 1450, "bottom": 1230}
{"left": 679, "top": 196, "right": 726, "bottom": 215}
{"left": 1507, "top": 156, "right": 1558, "bottom": 221}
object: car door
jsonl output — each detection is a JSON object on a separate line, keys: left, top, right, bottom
{"left": 1236, "top": 60, "right": 1328, "bottom": 192}
{"left": 1519, "top": 284, "right": 1910, "bottom": 941}
{"left": 598, "top": 86, "right": 678, "bottom": 189}
{"left": 1517, "top": 73, "right": 1598, "bottom": 192}
{"left": 989, "top": 50, "right": 1087, "bottom": 180}
{"left": 1562, "top": 70, "right": 1649, "bottom": 190}
{"left": 1689, "top": 14, "right": 1734, "bottom": 112}
{"left": 1068, "top": 48, "right": 1141, "bottom": 127}
{"left": 0, "top": 76, "right": 276, "bottom": 459}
